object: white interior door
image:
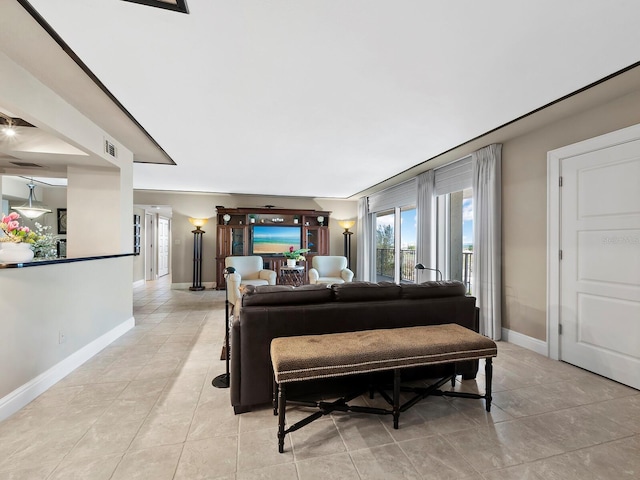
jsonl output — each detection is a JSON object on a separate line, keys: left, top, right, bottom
{"left": 145, "top": 213, "right": 155, "bottom": 281}
{"left": 158, "top": 217, "right": 170, "bottom": 277}
{"left": 560, "top": 140, "right": 640, "bottom": 389}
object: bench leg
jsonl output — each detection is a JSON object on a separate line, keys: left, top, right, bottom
{"left": 277, "top": 383, "right": 286, "bottom": 453}
{"left": 485, "top": 358, "right": 493, "bottom": 412}
{"left": 273, "top": 375, "right": 278, "bottom": 416}
{"left": 393, "top": 369, "right": 400, "bottom": 429}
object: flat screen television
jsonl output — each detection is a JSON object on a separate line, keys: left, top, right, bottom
{"left": 251, "top": 225, "right": 302, "bottom": 255}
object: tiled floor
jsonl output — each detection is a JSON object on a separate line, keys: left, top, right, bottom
{"left": 1, "top": 276, "right": 639, "bottom": 479}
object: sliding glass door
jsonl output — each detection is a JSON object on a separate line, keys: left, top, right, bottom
{"left": 375, "top": 207, "right": 417, "bottom": 283}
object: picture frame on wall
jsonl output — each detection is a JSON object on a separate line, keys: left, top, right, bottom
{"left": 57, "top": 208, "right": 67, "bottom": 234}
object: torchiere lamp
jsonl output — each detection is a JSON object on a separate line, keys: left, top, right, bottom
{"left": 415, "top": 263, "right": 443, "bottom": 281}
{"left": 338, "top": 220, "right": 355, "bottom": 269}
{"left": 212, "top": 266, "right": 236, "bottom": 388}
{"left": 188, "top": 218, "right": 208, "bottom": 291}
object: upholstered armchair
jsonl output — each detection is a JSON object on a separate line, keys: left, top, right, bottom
{"left": 308, "top": 256, "right": 354, "bottom": 285}
{"left": 225, "top": 256, "right": 276, "bottom": 308}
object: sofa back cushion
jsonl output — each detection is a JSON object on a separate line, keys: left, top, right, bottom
{"left": 400, "top": 281, "right": 466, "bottom": 299}
{"left": 331, "top": 281, "right": 401, "bottom": 302}
{"left": 242, "top": 284, "right": 332, "bottom": 306}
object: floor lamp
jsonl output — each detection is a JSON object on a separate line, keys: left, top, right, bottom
{"left": 188, "top": 218, "right": 207, "bottom": 291}
{"left": 212, "top": 266, "right": 235, "bottom": 388}
{"left": 415, "top": 263, "right": 443, "bottom": 281}
{"left": 338, "top": 220, "right": 355, "bottom": 269}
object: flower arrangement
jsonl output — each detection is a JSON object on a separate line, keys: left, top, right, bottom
{"left": 31, "top": 222, "right": 58, "bottom": 259}
{"left": 282, "top": 246, "right": 310, "bottom": 262}
{"left": 1, "top": 213, "right": 58, "bottom": 258}
{"left": 0, "top": 212, "right": 38, "bottom": 244}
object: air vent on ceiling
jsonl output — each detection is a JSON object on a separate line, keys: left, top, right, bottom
{"left": 105, "top": 139, "right": 118, "bottom": 158}
{"left": 10, "top": 161, "right": 44, "bottom": 168}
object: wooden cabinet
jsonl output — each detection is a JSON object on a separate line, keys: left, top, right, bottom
{"left": 215, "top": 207, "right": 331, "bottom": 289}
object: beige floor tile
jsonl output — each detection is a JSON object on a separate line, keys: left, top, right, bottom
{"left": 129, "top": 411, "right": 193, "bottom": 450}
{"left": 237, "top": 427, "right": 294, "bottom": 471}
{"left": 174, "top": 436, "right": 238, "bottom": 479}
{"left": 481, "top": 456, "right": 596, "bottom": 480}
{"left": 571, "top": 435, "right": 640, "bottom": 479}
{"left": 399, "top": 434, "right": 479, "bottom": 480}
{"left": 96, "top": 397, "right": 156, "bottom": 426}
{"left": 236, "top": 462, "right": 298, "bottom": 480}
{"left": 443, "top": 420, "right": 564, "bottom": 473}
{"left": 582, "top": 394, "right": 640, "bottom": 433}
{"left": 447, "top": 397, "right": 513, "bottom": 425}
{"left": 413, "top": 397, "right": 478, "bottom": 434}
{"left": 48, "top": 453, "right": 123, "bottom": 480}
{"left": 296, "top": 452, "right": 359, "bottom": 480}
{"left": 290, "top": 418, "right": 347, "bottom": 461}
{"left": 332, "top": 412, "right": 395, "bottom": 451}
{"left": 188, "top": 401, "right": 240, "bottom": 441}
{"left": 380, "top": 407, "right": 435, "bottom": 442}
{"left": 111, "top": 444, "right": 183, "bottom": 480}
{"left": 0, "top": 463, "right": 58, "bottom": 480}
{"left": 66, "top": 420, "right": 143, "bottom": 460}
{"left": 350, "top": 443, "right": 421, "bottom": 480}
{"left": 1, "top": 425, "right": 88, "bottom": 472}
{"left": 519, "top": 405, "right": 634, "bottom": 451}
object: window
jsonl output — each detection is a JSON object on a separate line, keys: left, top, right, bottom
{"left": 437, "top": 188, "right": 473, "bottom": 293}
{"left": 375, "top": 207, "right": 417, "bottom": 283}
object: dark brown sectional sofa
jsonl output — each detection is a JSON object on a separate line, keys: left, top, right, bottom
{"left": 230, "top": 281, "right": 478, "bottom": 414}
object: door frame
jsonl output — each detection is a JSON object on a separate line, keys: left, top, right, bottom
{"left": 547, "top": 122, "right": 640, "bottom": 360}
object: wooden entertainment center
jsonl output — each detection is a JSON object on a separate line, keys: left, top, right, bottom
{"left": 215, "top": 207, "right": 331, "bottom": 289}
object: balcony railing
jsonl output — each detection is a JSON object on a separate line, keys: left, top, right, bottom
{"left": 375, "top": 248, "right": 473, "bottom": 293}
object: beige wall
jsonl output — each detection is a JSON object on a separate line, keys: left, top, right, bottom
{"left": 133, "top": 191, "right": 358, "bottom": 285}
{"left": 502, "top": 88, "right": 640, "bottom": 340}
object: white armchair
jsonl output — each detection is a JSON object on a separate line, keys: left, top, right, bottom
{"left": 308, "top": 256, "right": 354, "bottom": 285}
{"left": 225, "top": 256, "right": 276, "bottom": 307}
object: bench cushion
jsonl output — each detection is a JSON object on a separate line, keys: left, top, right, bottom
{"left": 271, "top": 323, "right": 497, "bottom": 384}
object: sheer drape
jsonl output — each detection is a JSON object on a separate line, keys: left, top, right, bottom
{"left": 416, "top": 170, "right": 436, "bottom": 282}
{"left": 472, "top": 143, "right": 502, "bottom": 340}
{"left": 356, "top": 196, "right": 375, "bottom": 282}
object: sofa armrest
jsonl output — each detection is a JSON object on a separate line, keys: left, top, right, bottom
{"left": 227, "top": 272, "right": 242, "bottom": 305}
{"left": 308, "top": 268, "right": 319, "bottom": 284}
{"left": 259, "top": 269, "right": 277, "bottom": 285}
{"left": 341, "top": 268, "right": 354, "bottom": 282}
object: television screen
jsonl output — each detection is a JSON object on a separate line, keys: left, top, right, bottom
{"left": 251, "top": 225, "right": 302, "bottom": 255}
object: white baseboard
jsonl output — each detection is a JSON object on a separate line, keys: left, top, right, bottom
{"left": 0, "top": 317, "right": 135, "bottom": 422}
{"left": 501, "top": 328, "right": 548, "bottom": 356}
{"left": 171, "top": 282, "right": 216, "bottom": 290}
{"left": 132, "top": 279, "right": 145, "bottom": 288}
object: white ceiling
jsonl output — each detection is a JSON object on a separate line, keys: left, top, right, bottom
{"left": 11, "top": 1, "right": 640, "bottom": 198}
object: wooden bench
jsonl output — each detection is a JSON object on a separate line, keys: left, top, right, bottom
{"left": 270, "top": 323, "right": 497, "bottom": 453}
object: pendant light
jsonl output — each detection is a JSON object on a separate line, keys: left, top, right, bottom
{"left": 13, "top": 179, "right": 52, "bottom": 219}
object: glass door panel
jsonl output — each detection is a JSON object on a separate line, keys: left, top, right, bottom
{"left": 375, "top": 211, "right": 395, "bottom": 282}
{"left": 400, "top": 207, "right": 417, "bottom": 283}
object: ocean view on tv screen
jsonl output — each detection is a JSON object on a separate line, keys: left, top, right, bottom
{"left": 251, "top": 225, "right": 302, "bottom": 255}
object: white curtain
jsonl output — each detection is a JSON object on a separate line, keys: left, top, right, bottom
{"left": 416, "top": 170, "right": 436, "bottom": 283}
{"left": 472, "top": 143, "right": 502, "bottom": 340}
{"left": 356, "top": 196, "right": 375, "bottom": 282}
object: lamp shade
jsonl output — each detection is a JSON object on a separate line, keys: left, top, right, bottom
{"left": 13, "top": 181, "right": 51, "bottom": 219}
{"left": 189, "top": 218, "right": 208, "bottom": 228}
{"left": 338, "top": 219, "right": 355, "bottom": 230}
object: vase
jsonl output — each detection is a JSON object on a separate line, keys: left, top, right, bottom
{"left": 286, "top": 259, "right": 296, "bottom": 268}
{"left": 0, "top": 242, "right": 35, "bottom": 264}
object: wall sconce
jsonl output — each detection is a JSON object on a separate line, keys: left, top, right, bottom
{"left": 338, "top": 219, "right": 355, "bottom": 269}
{"left": 188, "top": 218, "right": 208, "bottom": 291}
